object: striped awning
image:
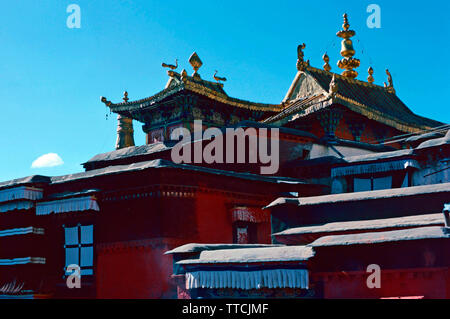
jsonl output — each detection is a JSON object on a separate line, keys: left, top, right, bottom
{"left": 0, "top": 187, "right": 43, "bottom": 213}
{"left": 0, "top": 257, "right": 45, "bottom": 266}
{"left": 185, "top": 269, "right": 309, "bottom": 290}
{"left": 331, "top": 159, "right": 420, "bottom": 178}
{"left": 0, "top": 227, "right": 44, "bottom": 238}
{"left": 36, "top": 196, "right": 99, "bottom": 216}
{"left": 0, "top": 187, "right": 43, "bottom": 203}
{"left": 0, "top": 201, "right": 34, "bottom": 213}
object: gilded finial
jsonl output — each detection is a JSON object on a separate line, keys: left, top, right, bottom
{"left": 296, "top": 43, "right": 310, "bottom": 71}
{"left": 336, "top": 13, "right": 360, "bottom": 79}
{"left": 323, "top": 52, "right": 331, "bottom": 72}
{"left": 367, "top": 67, "right": 374, "bottom": 84}
{"left": 384, "top": 69, "right": 395, "bottom": 94}
{"left": 123, "top": 91, "right": 129, "bottom": 103}
{"left": 213, "top": 70, "right": 227, "bottom": 83}
{"left": 162, "top": 59, "right": 178, "bottom": 71}
{"left": 189, "top": 52, "right": 203, "bottom": 79}
{"left": 342, "top": 13, "right": 350, "bottom": 31}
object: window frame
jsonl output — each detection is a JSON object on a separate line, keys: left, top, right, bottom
{"left": 63, "top": 223, "right": 94, "bottom": 277}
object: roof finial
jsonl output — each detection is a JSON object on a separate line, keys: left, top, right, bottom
{"left": 337, "top": 13, "right": 360, "bottom": 79}
{"left": 189, "top": 52, "right": 203, "bottom": 79}
{"left": 180, "top": 69, "right": 188, "bottom": 82}
{"left": 213, "top": 70, "right": 227, "bottom": 83}
{"left": 323, "top": 52, "right": 331, "bottom": 72}
{"left": 367, "top": 67, "right": 374, "bottom": 84}
{"left": 384, "top": 69, "right": 395, "bottom": 94}
{"left": 162, "top": 59, "right": 178, "bottom": 71}
{"left": 296, "top": 43, "right": 310, "bottom": 71}
{"left": 328, "top": 74, "right": 338, "bottom": 98}
{"left": 123, "top": 91, "right": 129, "bottom": 103}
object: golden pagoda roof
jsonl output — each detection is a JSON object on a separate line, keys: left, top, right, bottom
{"left": 264, "top": 66, "right": 443, "bottom": 132}
{"left": 102, "top": 69, "right": 282, "bottom": 114}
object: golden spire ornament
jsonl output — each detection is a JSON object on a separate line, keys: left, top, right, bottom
{"left": 123, "top": 91, "right": 129, "bottom": 103}
{"left": 323, "top": 53, "right": 331, "bottom": 72}
{"left": 336, "top": 13, "right": 360, "bottom": 79}
{"left": 367, "top": 67, "right": 374, "bottom": 84}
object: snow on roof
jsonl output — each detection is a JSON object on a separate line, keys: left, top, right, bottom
{"left": 339, "top": 149, "right": 414, "bottom": 164}
{"left": 266, "top": 183, "right": 450, "bottom": 209}
{"left": 309, "top": 226, "right": 450, "bottom": 247}
{"left": 416, "top": 130, "right": 450, "bottom": 149}
{"left": 273, "top": 213, "right": 444, "bottom": 237}
{"left": 405, "top": 131, "right": 444, "bottom": 143}
{"left": 85, "top": 143, "right": 171, "bottom": 163}
{"left": 165, "top": 243, "right": 279, "bottom": 255}
{"left": 176, "top": 245, "right": 314, "bottom": 265}
{"left": 0, "top": 175, "right": 50, "bottom": 191}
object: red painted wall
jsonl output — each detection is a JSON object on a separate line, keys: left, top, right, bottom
{"left": 316, "top": 268, "right": 449, "bottom": 299}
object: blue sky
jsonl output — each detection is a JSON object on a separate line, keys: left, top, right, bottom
{"left": 0, "top": 0, "right": 448, "bottom": 181}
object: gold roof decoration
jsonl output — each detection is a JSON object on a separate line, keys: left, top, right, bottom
{"left": 322, "top": 52, "right": 331, "bottom": 72}
{"left": 296, "top": 43, "right": 310, "bottom": 71}
{"left": 189, "top": 52, "right": 203, "bottom": 79}
{"left": 336, "top": 13, "right": 360, "bottom": 79}
{"left": 162, "top": 59, "right": 178, "bottom": 71}
{"left": 213, "top": 70, "right": 227, "bottom": 87}
{"left": 100, "top": 96, "right": 112, "bottom": 106}
{"left": 328, "top": 74, "right": 338, "bottom": 97}
{"left": 180, "top": 69, "right": 188, "bottom": 82}
{"left": 384, "top": 69, "right": 396, "bottom": 94}
{"left": 123, "top": 91, "right": 129, "bottom": 103}
{"left": 367, "top": 67, "right": 374, "bottom": 84}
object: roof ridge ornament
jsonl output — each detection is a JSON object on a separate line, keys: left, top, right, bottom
{"left": 123, "top": 91, "right": 129, "bottom": 103}
{"left": 162, "top": 59, "right": 178, "bottom": 71}
{"left": 367, "top": 67, "right": 374, "bottom": 84}
{"left": 213, "top": 70, "right": 227, "bottom": 84}
{"left": 328, "top": 74, "right": 338, "bottom": 98}
{"left": 189, "top": 52, "right": 203, "bottom": 80}
{"left": 323, "top": 52, "right": 331, "bottom": 72}
{"left": 296, "top": 43, "right": 310, "bottom": 71}
{"left": 384, "top": 69, "right": 396, "bottom": 94}
{"left": 180, "top": 69, "right": 188, "bottom": 82}
{"left": 337, "top": 13, "right": 360, "bottom": 79}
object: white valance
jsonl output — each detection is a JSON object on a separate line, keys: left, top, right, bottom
{"left": 0, "top": 257, "right": 45, "bottom": 266}
{"left": 0, "top": 201, "right": 34, "bottom": 213}
{"left": 331, "top": 160, "right": 420, "bottom": 178}
{"left": 0, "top": 227, "right": 44, "bottom": 238}
{"left": 36, "top": 196, "right": 99, "bottom": 216}
{"left": 0, "top": 187, "right": 43, "bottom": 203}
{"left": 186, "top": 269, "right": 308, "bottom": 290}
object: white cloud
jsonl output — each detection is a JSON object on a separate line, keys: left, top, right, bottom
{"left": 31, "top": 153, "right": 64, "bottom": 168}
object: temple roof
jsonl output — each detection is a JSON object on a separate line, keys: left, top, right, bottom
{"left": 165, "top": 243, "right": 280, "bottom": 255}
{"left": 309, "top": 226, "right": 450, "bottom": 247}
{"left": 266, "top": 182, "right": 450, "bottom": 209}
{"left": 176, "top": 246, "right": 314, "bottom": 265}
{"left": 264, "top": 67, "right": 443, "bottom": 132}
{"left": 273, "top": 213, "right": 444, "bottom": 245}
{"left": 52, "top": 159, "right": 309, "bottom": 185}
{"left": 102, "top": 69, "right": 281, "bottom": 116}
{"left": 0, "top": 175, "right": 50, "bottom": 191}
